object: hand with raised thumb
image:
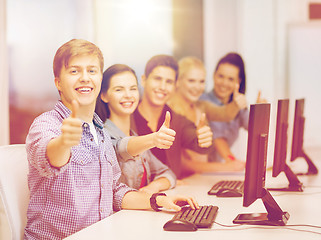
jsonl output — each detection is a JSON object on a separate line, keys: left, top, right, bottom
{"left": 154, "top": 111, "right": 176, "bottom": 149}
{"left": 60, "top": 100, "right": 83, "bottom": 148}
{"left": 256, "top": 90, "right": 268, "bottom": 104}
{"left": 71, "top": 99, "right": 79, "bottom": 118}
{"left": 197, "top": 112, "right": 206, "bottom": 129}
{"left": 163, "top": 110, "right": 171, "bottom": 128}
{"left": 233, "top": 83, "right": 247, "bottom": 110}
{"left": 196, "top": 113, "right": 213, "bottom": 148}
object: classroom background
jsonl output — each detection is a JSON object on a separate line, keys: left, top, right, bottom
{"left": 1, "top": 0, "right": 321, "bottom": 165}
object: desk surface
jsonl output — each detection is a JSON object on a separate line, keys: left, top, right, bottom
{"left": 66, "top": 147, "right": 321, "bottom": 240}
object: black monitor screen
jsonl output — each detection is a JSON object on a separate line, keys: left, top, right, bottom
{"left": 269, "top": 99, "right": 303, "bottom": 192}
{"left": 234, "top": 103, "right": 290, "bottom": 226}
{"left": 243, "top": 103, "right": 270, "bottom": 207}
{"left": 290, "top": 99, "right": 318, "bottom": 175}
{"left": 290, "top": 99, "right": 304, "bottom": 162}
{"left": 272, "top": 99, "right": 289, "bottom": 177}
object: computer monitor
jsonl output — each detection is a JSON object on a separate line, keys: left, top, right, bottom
{"left": 268, "top": 99, "right": 303, "bottom": 192}
{"left": 233, "top": 103, "right": 290, "bottom": 226}
{"left": 290, "top": 99, "right": 318, "bottom": 175}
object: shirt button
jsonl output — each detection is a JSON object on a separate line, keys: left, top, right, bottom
{"left": 101, "top": 184, "right": 104, "bottom": 189}
{"left": 90, "top": 138, "right": 93, "bottom": 141}
{"left": 102, "top": 140, "right": 104, "bottom": 143}
{"left": 83, "top": 123, "right": 88, "bottom": 128}
{"left": 100, "top": 208, "right": 103, "bottom": 213}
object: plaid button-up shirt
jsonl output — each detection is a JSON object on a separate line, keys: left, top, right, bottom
{"left": 24, "top": 101, "right": 133, "bottom": 239}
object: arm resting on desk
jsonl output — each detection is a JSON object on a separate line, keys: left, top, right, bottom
{"left": 121, "top": 191, "right": 199, "bottom": 212}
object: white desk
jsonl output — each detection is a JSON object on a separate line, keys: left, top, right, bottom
{"left": 66, "top": 148, "right": 321, "bottom": 240}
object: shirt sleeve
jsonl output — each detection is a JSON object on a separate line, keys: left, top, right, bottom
{"left": 110, "top": 136, "right": 136, "bottom": 162}
{"left": 209, "top": 121, "right": 228, "bottom": 140}
{"left": 107, "top": 135, "right": 136, "bottom": 211}
{"left": 240, "top": 108, "right": 249, "bottom": 130}
{"left": 26, "top": 114, "right": 70, "bottom": 178}
{"left": 210, "top": 110, "right": 248, "bottom": 141}
{"left": 174, "top": 112, "right": 211, "bottom": 154}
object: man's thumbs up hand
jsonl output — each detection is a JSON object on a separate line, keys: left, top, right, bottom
{"left": 154, "top": 111, "right": 176, "bottom": 149}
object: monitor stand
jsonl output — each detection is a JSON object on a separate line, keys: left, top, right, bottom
{"left": 233, "top": 189, "right": 290, "bottom": 226}
{"left": 292, "top": 115, "right": 318, "bottom": 175}
{"left": 296, "top": 150, "right": 318, "bottom": 175}
{"left": 268, "top": 164, "right": 304, "bottom": 192}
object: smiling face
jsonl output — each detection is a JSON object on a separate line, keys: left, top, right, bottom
{"left": 101, "top": 71, "right": 139, "bottom": 118}
{"left": 177, "top": 67, "right": 206, "bottom": 104}
{"left": 141, "top": 66, "right": 176, "bottom": 108}
{"left": 213, "top": 63, "right": 240, "bottom": 103}
{"left": 55, "top": 54, "right": 102, "bottom": 112}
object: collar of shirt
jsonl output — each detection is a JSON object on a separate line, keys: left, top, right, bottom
{"left": 206, "top": 91, "right": 224, "bottom": 106}
{"left": 133, "top": 104, "right": 172, "bottom": 134}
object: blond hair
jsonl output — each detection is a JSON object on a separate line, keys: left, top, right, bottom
{"left": 53, "top": 39, "right": 104, "bottom": 78}
{"left": 178, "top": 56, "right": 206, "bottom": 79}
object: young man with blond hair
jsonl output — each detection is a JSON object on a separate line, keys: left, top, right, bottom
{"left": 24, "top": 40, "right": 198, "bottom": 239}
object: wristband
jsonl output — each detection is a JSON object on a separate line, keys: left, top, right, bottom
{"left": 227, "top": 155, "right": 235, "bottom": 161}
{"left": 150, "top": 193, "right": 166, "bottom": 211}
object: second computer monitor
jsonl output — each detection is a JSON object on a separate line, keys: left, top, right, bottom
{"left": 233, "top": 103, "right": 289, "bottom": 226}
{"left": 269, "top": 99, "right": 303, "bottom": 192}
{"left": 272, "top": 99, "right": 289, "bottom": 177}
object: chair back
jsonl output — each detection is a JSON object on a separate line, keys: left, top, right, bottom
{"left": 0, "top": 144, "right": 29, "bottom": 240}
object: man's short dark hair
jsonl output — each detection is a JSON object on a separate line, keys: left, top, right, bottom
{"left": 144, "top": 55, "right": 179, "bottom": 80}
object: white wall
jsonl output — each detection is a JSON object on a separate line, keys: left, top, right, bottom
{"left": 3, "top": 0, "right": 95, "bottom": 144}
{"left": 203, "top": 0, "right": 239, "bottom": 91}
{"left": 0, "top": 0, "right": 9, "bottom": 145}
{"left": 287, "top": 22, "right": 321, "bottom": 148}
{"left": 7, "top": 0, "right": 94, "bottom": 112}
{"left": 203, "top": 0, "right": 321, "bottom": 162}
{"left": 0, "top": 1, "right": 11, "bottom": 238}
{"left": 94, "top": 0, "right": 173, "bottom": 81}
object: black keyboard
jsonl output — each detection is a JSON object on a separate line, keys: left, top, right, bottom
{"left": 208, "top": 180, "right": 244, "bottom": 195}
{"left": 172, "top": 205, "right": 218, "bottom": 228}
